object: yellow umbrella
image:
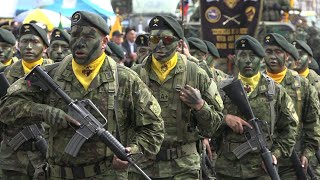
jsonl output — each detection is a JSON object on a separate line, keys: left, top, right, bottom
{"left": 23, "top": 9, "right": 54, "bottom": 31}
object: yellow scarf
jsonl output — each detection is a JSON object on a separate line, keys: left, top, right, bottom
{"left": 299, "top": 68, "right": 310, "bottom": 78}
{"left": 2, "top": 59, "right": 13, "bottom": 66}
{"left": 22, "top": 58, "right": 44, "bottom": 74}
{"left": 72, "top": 52, "right": 106, "bottom": 91}
{"left": 238, "top": 72, "right": 261, "bottom": 96}
{"left": 151, "top": 52, "right": 178, "bottom": 82}
{"left": 266, "top": 68, "right": 287, "bottom": 84}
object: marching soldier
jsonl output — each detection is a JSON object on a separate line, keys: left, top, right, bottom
{"left": 0, "top": 28, "right": 18, "bottom": 70}
{"left": 47, "top": 28, "right": 71, "bottom": 62}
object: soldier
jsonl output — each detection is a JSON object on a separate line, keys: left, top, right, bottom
{"left": 107, "top": 41, "right": 125, "bottom": 65}
{"left": 47, "top": 28, "right": 71, "bottom": 62}
{"left": 0, "top": 28, "right": 18, "bottom": 70}
{"left": 187, "top": 37, "right": 211, "bottom": 76}
{"left": 215, "top": 35, "right": 299, "bottom": 179}
{"left": 130, "top": 15, "right": 224, "bottom": 179}
{"left": 264, "top": 33, "right": 320, "bottom": 179}
{"left": 1, "top": 23, "right": 53, "bottom": 84}
{"left": 0, "top": 11, "right": 164, "bottom": 180}
{"left": 135, "top": 34, "right": 151, "bottom": 64}
{"left": 204, "top": 40, "right": 229, "bottom": 83}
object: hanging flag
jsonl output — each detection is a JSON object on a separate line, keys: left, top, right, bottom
{"left": 109, "top": 15, "right": 122, "bottom": 39}
{"left": 180, "top": 0, "right": 189, "bottom": 16}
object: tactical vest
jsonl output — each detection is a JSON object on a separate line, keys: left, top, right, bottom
{"left": 135, "top": 54, "right": 201, "bottom": 144}
{"left": 46, "top": 55, "right": 119, "bottom": 158}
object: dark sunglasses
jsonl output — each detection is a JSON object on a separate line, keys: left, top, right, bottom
{"left": 150, "top": 35, "right": 179, "bottom": 45}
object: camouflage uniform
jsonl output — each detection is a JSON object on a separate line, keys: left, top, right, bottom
{"left": 215, "top": 74, "right": 299, "bottom": 179}
{"left": 262, "top": 0, "right": 289, "bottom": 21}
{"left": 0, "top": 57, "right": 19, "bottom": 71}
{"left": 130, "top": 53, "right": 224, "bottom": 179}
{"left": 275, "top": 69, "right": 320, "bottom": 180}
{"left": 0, "top": 55, "right": 164, "bottom": 179}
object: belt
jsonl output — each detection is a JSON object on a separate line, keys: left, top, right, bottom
{"left": 156, "top": 142, "right": 197, "bottom": 161}
{"left": 49, "top": 157, "right": 113, "bottom": 179}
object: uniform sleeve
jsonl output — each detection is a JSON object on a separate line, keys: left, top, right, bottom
{"left": 192, "top": 69, "right": 224, "bottom": 137}
{"left": 128, "top": 74, "right": 164, "bottom": 156}
{"left": 0, "top": 78, "right": 45, "bottom": 125}
{"left": 301, "top": 82, "right": 320, "bottom": 159}
{"left": 271, "top": 86, "right": 299, "bottom": 158}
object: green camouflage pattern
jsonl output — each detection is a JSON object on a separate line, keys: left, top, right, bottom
{"left": 276, "top": 69, "right": 320, "bottom": 179}
{"left": 0, "top": 56, "right": 164, "bottom": 179}
{"left": 131, "top": 53, "right": 224, "bottom": 178}
{"left": 0, "top": 57, "right": 19, "bottom": 71}
{"left": 307, "top": 69, "right": 320, "bottom": 97}
{"left": 214, "top": 74, "right": 299, "bottom": 178}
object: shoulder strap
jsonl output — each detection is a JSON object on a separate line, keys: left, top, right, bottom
{"left": 262, "top": 73, "right": 276, "bottom": 136}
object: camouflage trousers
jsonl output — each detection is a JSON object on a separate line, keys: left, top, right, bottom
{"left": 2, "top": 170, "right": 35, "bottom": 180}
{"left": 128, "top": 169, "right": 200, "bottom": 180}
{"left": 216, "top": 173, "right": 271, "bottom": 180}
{"left": 309, "top": 155, "right": 320, "bottom": 179}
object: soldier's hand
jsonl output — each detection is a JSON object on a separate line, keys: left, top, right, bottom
{"left": 261, "top": 155, "right": 277, "bottom": 173}
{"left": 112, "top": 147, "right": 131, "bottom": 170}
{"left": 224, "top": 114, "right": 252, "bottom": 134}
{"left": 300, "top": 155, "right": 308, "bottom": 172}
{"left": 43, "top": 107, "right": 80, "bottom": 127}
{"left": 179, "top": 85, "right": 204, "bottom": 110}
{"left": 203, "top": 138, "right": 212, "bottom": 161}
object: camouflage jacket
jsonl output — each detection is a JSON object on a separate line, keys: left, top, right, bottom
{"left": 2, "top": 58, "right": 53, "bottom": 84}
{"left": 307, "top": 69, "right": 320, "bottom": 98}
{"left": 0, "top": 57, "right": 19, "bottom": 71}
{"left": 279, "top": 69, "right": 320, "bottom": 162}
{"left": 215, "top": 73, "right": 299, "bottom": 178}
{"left": 132, "top": 53, "right": 224, "bottom": 177}
{"left": 199, "top": 60, "right": 230, "bottom": 84}
{"left": 0, "top": 56, "right": 164, "bottom": 169}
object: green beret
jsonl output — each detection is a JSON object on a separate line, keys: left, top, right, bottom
{"left": 19, "top": 23, "right": 49, "bottom": 47}
{"left": 187, "top": 37, "right": 208, "bottom": 53}
{"left": 292, "top": 40, "right": 313, "bottom": 57}
{"left": 0, "top": 28, "right": 16, "bottom": 45}
{"left": 135, "top": 34, "right": 149, "bottom": 47}
{"left": 71, "top": 11, "right": 109, "bottom": 36}
{"left": 203, "top": 40, "right": 220, "bottom": 58}
{"left": 107, "top": 42, "right": 124, "bottom": 60}
{"left": 149, "top": 15, "right": 183, "bottom": 39}
{"left": 309, "top": 58, "right": 319, "bottom": 70}
{"left": 235, "top": 35, "right": 265, "bottom": 57}
{"left": 50, "top": 28, "right": 70, "bottom": 44}
{"left": 264, "top": 33, "right": 299, "bottom": 60}
{"left": 105, "top": 45, "right": 112, "bottom": 56}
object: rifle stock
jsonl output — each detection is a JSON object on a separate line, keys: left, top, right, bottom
{"left": 25, "top": 65, "right": 151, "bottom": 180}
{"left": 222, "top": 79, "right": 280, "bottom": 180}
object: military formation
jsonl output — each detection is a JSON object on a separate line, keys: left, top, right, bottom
{"left": 0, "top": 9, "right": 319, "bottom": 180}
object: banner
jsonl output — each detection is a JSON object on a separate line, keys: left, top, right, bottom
{"left": 200, "top": 0, "right": 262, "bottom": 57}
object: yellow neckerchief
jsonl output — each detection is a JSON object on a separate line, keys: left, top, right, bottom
{"left": 299, "top": 68, "right": 310, "bottom": 78}
{"left": 22, "top": 58, "right": 44, "bottom": 74}
{"left": 2, "top": 59, "right": 13, "bottom": 66}
{"left": 72, "top": 52, "right": 106, "bottom": 91}
{"left": 238, "top": 72, "right": 261, "bottom": 96}
{"left": 266, "top": 68, "right": 287, "bottom": 84}
{"left": 151, "top": 52, "right": 178, "bottom": 82}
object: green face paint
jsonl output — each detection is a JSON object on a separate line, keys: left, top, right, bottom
{"left": 149, "top": 29, "right": 178, "bottom": 63}
{"left": 264, "top": 45, "right": 286, "bottom": 73}
{"left": 236, "top": 49, "right": 261, "bottom": 77}
{"left": 48, "top": 40, "right": 71, "bottom": 62}
{"left": 70, "top": 25, "right": 104, "bottom": 65}
{"left": 294, "top": 49, "right": 309, "bottom": 73}
{"left": 0, "top": 42, "right": 14, "bottom": 63}
{"left": 19, "top": 34, "right": 45, "bottom": 62}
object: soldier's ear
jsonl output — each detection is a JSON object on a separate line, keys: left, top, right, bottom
{"left": 101, "top": 35, "right": 109, "bottom": 49}
{"left": 308, "top": 56, "right": 312, "bottom": 64}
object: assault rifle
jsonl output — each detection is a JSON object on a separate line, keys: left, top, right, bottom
{"left": 222, "top": 79, "right": 280, "bottom": 180}
{"left": 25, "top": 65, "right": 151, "bottom": 180}
{"left": 0, "top": 72, "right": 9, "bottom": 98}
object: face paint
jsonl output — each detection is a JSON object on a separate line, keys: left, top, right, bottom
{"left": 0, "top": 42, "right": 14, "bottom": 63}
{"left": 189, "top": 49, "right": 206, "bottom": 61}
{"left": 70, "top": 25, "right": 104, "bottom": 65}
{"left": 294, "top": 49, "right": 309, "bottom": 72}
{"left": 264, "top": 45, "right": 286, "bottom": 73}
{"left": 48, "top": 40, "right": 71, "bottom": 62}
{"left": 19, "top": 34, "right": 45, "bottom": 62}
{"left": 149, "top": 29, "right": 179, "bottom": 63}
{"left": 236, "top": 49, "right": 261, "bottom": 77}
{"left": 137, "top": 46, "right": 150, "bottom": 63}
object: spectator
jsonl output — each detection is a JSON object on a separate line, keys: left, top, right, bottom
{"left": 111, "top": 30, "right": 123, "bottom": 46}
{"left": 122, "top": 27, "right": 137, "bottom": 67}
